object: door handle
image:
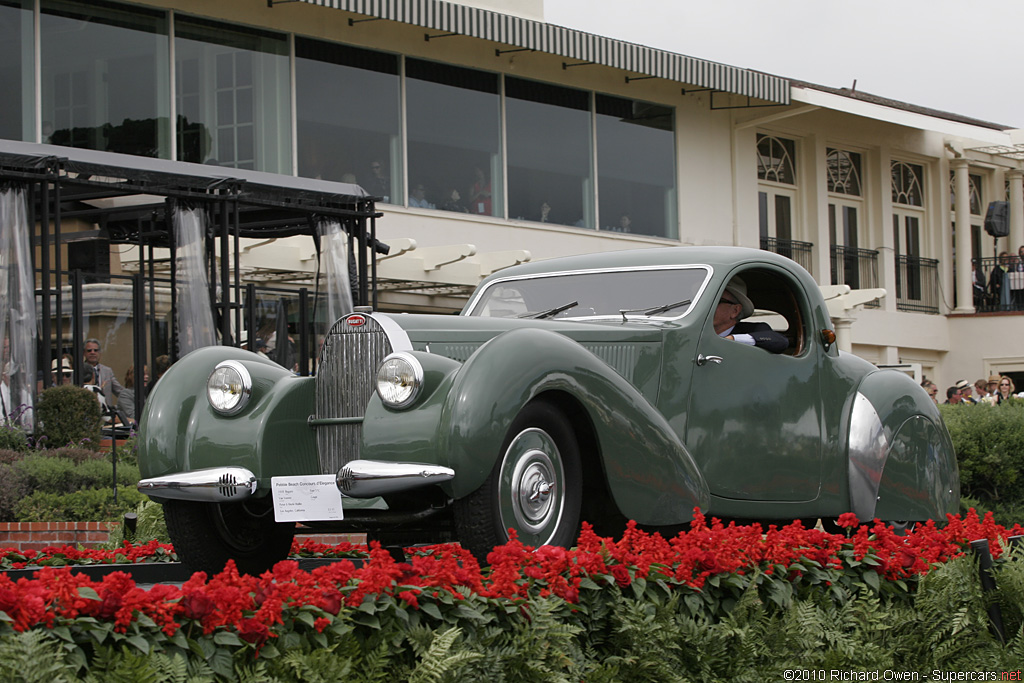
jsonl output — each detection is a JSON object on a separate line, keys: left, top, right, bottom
{"left": 696, "top": 353, "right": 723, "bottom": 366}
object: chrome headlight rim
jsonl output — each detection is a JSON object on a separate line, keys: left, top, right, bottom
{"left": 376, "top": 352, "right": 424, "bottom": 410}
{"left": 207, "top": 360, "right": 253, "bottom": 416}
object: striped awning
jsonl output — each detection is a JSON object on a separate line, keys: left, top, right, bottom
{"left": 296, "top": 0, "right": 790, "bottom": 105}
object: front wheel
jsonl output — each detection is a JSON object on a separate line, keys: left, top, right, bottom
{"left": 164, "top": 499, "right": 294, "bottom": 575}
{"left": 453, "top": 400, "right": 582, "bottom": 563}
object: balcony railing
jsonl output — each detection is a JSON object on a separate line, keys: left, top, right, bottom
{"left": 973, "top": 256, "right": 1024, "bottom": 312}
{"left": 895, "top": 255, "right": 940, "bottom": 314}
{"left": 830, "top": 245, "right": 879, "bottom": 291}
{"left": 760, "top": 237, "right": 813, "bottom": 273}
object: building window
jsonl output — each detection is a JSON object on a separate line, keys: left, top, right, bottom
{"left": 891, "top": 160, "right": 923, "bottom": 207}
{"left": 175, "top": 16, "right": 290, "bottom": 173}
{"left": 295, "top": 38, "right": 400, "bottom": 198}
{"left": 41, "top": 0, "right": 170, "bottom": 156}
{"left": 506, "top": 77, "right": 593, "bottom": 228}
{"left": 757, "top": 134, "right": 797, "bottom": 247}
{"left": 757, "top": 134, "right": 796, "bottom": 185}
{"left": 0, "top": 1, "right": 33, "bottom": 143}
{"left": 406, "top": 59, "right": 500, "bottom": 215}
{"left": 827, "top": 149, "right": 869, "bottom": 288}
{"left": 892, "top": 160, "right": 929, "bottom": 307}
{"left": 826, "top": 149, "right": 861, "bottom": 196}
{"left": 595, "top": 95, "right": 675, "bottom": 238}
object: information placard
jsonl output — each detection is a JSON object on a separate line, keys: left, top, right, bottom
{"left": 271, "top": 475, "right": 344, "bottom": 522}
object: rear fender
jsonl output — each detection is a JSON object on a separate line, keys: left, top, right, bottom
{"left": 848, "top": 370, "right": 959, "bottom": 522}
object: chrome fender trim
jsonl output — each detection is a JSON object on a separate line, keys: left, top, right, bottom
{"left": 848, "top": 392, "right": 887, "bottom": 522}
{"left": 138, "top": 466, "right": 258, "bottom": 503}
{"left": 337, "top": 459, "right": 455, "bottom": 498}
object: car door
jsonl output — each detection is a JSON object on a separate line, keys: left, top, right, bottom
{"left": 684, "top": 266, "right": 823, "bottom": 502}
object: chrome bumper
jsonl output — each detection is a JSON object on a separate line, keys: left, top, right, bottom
{"left": 337, "top": 459, "right": 455, "bottom": 498}
{"left": 138, "top": 466, "right": 258, "bottom": 503}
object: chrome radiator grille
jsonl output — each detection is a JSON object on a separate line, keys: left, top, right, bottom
{"left": 315, "top": 315, "right": 393, "bottom": 475}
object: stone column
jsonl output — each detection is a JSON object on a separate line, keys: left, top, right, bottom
{"left": 952, "top": 159, "right": 973, "bottom": 313}
{"left": 833, "top": 317, "right": 854, "bottom": 354}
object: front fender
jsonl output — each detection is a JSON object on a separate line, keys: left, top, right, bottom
{"left": 435, "top": 327, "right": 708, "bottom": 525}
{"left": 848, "top": 370, "right": 959, "bottom": 522}
{"left": 138, "top": 346, "right": 317, "bottom": 498}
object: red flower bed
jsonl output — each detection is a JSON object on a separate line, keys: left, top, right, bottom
{"left": 0, "top": 509, "right": 1019, "bottom": 651}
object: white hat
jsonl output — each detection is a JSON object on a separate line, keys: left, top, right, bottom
{"left": 724, "top": 276, "right": 755, "bottom": 320}
{"left": 51, "top": 358, "right": 72, "bottom": 372}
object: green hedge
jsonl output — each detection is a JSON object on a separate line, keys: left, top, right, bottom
{"left": 34, "top": 385, "right": 103, "bottom": 450}
{"left": 12, "top": 485, "right": 144, "bottom": 523}
{"left": 940, "top": 400, "right": 1024, "bottom": 522}
{"left": 0, "top": 449, "right": 140, "bottom": 523}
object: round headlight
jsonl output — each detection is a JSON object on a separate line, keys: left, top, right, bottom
{"left": 376, "top": 352, "right": 423, "bottom": 409}
{"left": 207, "top": 360, "right": 252, "bottom": 415}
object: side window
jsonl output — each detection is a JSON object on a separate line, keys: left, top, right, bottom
{"left": 736, "top": 268, "right": 807, "bottom": 356}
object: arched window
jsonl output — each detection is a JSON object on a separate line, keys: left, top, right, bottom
{"left": 826, "top": 149, "right": 862, "bottom": 196}
{"left": 891, "top": 161, "right": 923, "bottom": 207}
{"left": 757, "top": 134, "right": 796, "bottom": 185}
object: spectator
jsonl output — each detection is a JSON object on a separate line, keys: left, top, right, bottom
{"left": 943, "top": 386, "right": 963, "bottom": 405}
{"left": 954, "top": 379, "right": 976, "bottom": 404}
{"left": 117, "top": 365, "right": 148, "bottom": 425}
{"left": 440, "top": 188, "right": 467, "bottom": 213}
{"left": 83, "top": 338, "right": 123, "bottom": 400}
{"left": 921, "top": 379, "right": 938, "bottom": 403}
{"left": 50, "top": 356, "right": 73, "bottom": 386}
{"left": 147, "top": 355, "right": 171, "bottom": 396}
{"left": 994, "top": 375, "right": 1016, "bottom": 404}
{"left": 974, "top": 378, "right": 991, "bottom": 403}
{"left": 972, "top": 260, "right": 987, "bottom": 308}
{"left": 368, "top": 160, "right": 390, "bottom": 202}
{"left": 468, "top": 166, "right": 492, "bottom": 215}
{"left": 990, "top": 252, "right": 1012, "bottom": 311}
{"left": 408, "top": 183, "right": 435, "bottom": 209}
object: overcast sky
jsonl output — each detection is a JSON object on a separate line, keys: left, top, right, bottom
{"left": 544, "top": 0, "right": 1024, "bottom": 129}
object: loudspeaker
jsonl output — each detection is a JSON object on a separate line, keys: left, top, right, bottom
{"left": 985, "top": 201, "right": 1010, "bottom": 238}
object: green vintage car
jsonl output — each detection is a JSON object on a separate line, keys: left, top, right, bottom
{"left": 138, "top": 246, "right": 959, "bottom": 573}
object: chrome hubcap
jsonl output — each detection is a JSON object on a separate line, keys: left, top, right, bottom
{"left": 499, "top": 427, "right": 564, "bottom": 545}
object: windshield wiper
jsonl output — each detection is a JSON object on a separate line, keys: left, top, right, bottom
{"left": 518, "top": 300, "right": 579, "bottom": 320}
{"left": 641, "top": 299, "right": 692, "bottom": 316}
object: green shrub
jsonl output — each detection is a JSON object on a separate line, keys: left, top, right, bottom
{"left": 940, "top": 402, "right": 1024, "bottom": 514}
{"left": 47, "top": 447, "right": 105, "bottom": 465}
{"left": 0, "top": 463, "right": 27, "bottom": 522}
{"left": 12, "top": 455, "right": 139, "bottom": 495}
{"left": 71, "top": 459, "right": 139, "bottom": 490}
{"left": 13, "top": 485, "right": 144, "bottom": 522}
{"left": 0, "top": 422, "right": 30, "bottom": 452}
{"left": 102, "top": 499, "right": 171, "bottom": 547}
{"left": 34, "top": 385, "right": 103, "bottom": 451}
{"left": 113, "top": 436, "right": 137, "bottom": 466}
{"left": 13, "top": 455, "right": 77, "bottom": 494}
{"left": 0, "top": 449, "right": 26, "bottom": 466}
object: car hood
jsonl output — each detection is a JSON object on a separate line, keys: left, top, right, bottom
{"left": 379, "top": 312, "right": 671, "bottom": 398}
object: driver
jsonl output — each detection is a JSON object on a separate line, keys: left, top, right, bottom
{"left": 713, "top": 276, "right": 788, "bottom": 354}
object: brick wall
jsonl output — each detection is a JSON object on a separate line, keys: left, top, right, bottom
{"left": 0, "top": 522, "right": 113, "bottom": 553}
{"left": 0, "top": 522, "right": 366, "bottom": 554}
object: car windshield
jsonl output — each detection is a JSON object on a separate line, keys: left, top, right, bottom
{"left": 465, "top": 266, "right": 710, "bottom": 320}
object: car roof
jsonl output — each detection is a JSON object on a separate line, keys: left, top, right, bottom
{"left": 478, "top": 246, "right": 806, "bottom": 285}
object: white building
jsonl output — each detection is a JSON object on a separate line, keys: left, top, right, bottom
{"left": 4, "top": 0, "right": 1022, "bottom": 392}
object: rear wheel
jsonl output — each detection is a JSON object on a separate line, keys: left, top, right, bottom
{"left": 453, "top": 400, "right": 582, "bottom": 563}
{"left": 164, "top": 499, "right": 294, "bottom": 575}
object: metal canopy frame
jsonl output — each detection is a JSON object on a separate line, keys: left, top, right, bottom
{"left": 0, "top": 141, "right": 384, "bottom": 393}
